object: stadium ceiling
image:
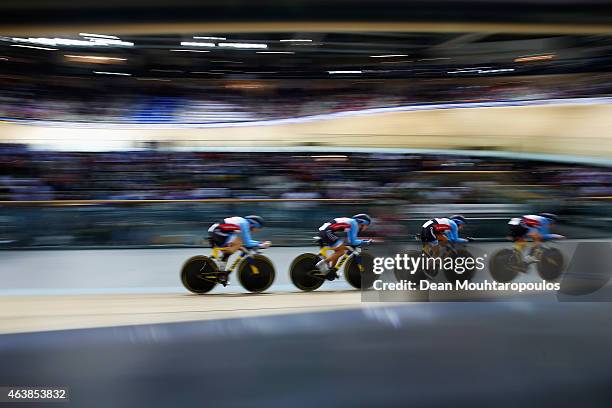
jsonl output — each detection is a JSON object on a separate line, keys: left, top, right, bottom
{"left": 0, "top": 1, "right": 612, "bottom": 35}
{"left": 1, "top": 31, "right": 611, "bottom": 80}
{"left": 0, "top": 1, "right": 611, "bottom": 80}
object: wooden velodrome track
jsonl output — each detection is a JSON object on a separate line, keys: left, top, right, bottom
{"left": 0, "top": 243, "right": 588, "bottom": 334}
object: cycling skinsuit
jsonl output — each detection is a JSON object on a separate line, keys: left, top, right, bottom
{"left": 420, "top": 218, "right": 468, "bottom": 246}
{"left": 508, "top": 215, "right": 556, "bottom": 241}
{"left": 318, "top": 217, "right": 366, "bottom": 247}
{"left": 208, "top": 216, "right": 261, "bottom": 249}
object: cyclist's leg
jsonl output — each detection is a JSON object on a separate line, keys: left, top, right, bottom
{"left": 513, "top": 236, "right": 527, "bottom": 255}
{"left": 435, "top": 234, "right": 448, "bottom": 257}
{"left": 512, "top": 232, "right": 526, "bottom": 249}
{"left": 216, "top": 234, "right": 242, "bottom": 272}
{"left": 508, "top": 223, "right": 529, "bottom": 259}
{"left": 420, "top": 226, "right": 439, "bottom": 257}
{"left": 214, "top": 235, "right": 243, "bottom": 286}
{"left": 327, "top": 242, "right": 346, "bottom": 269}
{"left": 316, "top": 230, "right": 344, "bottom": 272}
{"left": 529, "top": 231, "right": 543, "bottom": 248}
{"left": 209, "top": 226, "right": 231, "bottom": 262}
{"left": 524, "top": 230, "right": 543, "bottom": 263}
{"left": 223, "top": 235, "right": 242, "bottom": 254}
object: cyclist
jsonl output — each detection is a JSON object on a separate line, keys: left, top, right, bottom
{"left": 207, "top": 215, "right": 271, "bottom": 284}
{"left": 420, "top": 215, "right": 470, "bottom": 257}
{"left": 315, "top": 213, "right": 372, "bottom": 280}
{"left": 508, "top": 213, "right": 564, "bottom": 263}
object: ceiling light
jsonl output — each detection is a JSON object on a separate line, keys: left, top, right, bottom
{"left": 218, "top": 43, "right": 268, "bottom": 49}
{"left": 194, "top": 36, "right": 226, "bottom": 41}
{"left": 328, "top": 70, "right": 363, "bottom": 74}
{"left": 10, "top": 44, "right": 57, "bottom": 51}
{"left": 369, "top": 54, "right": 409, "bottom": 58}
{"left": 514, "top": 54, "right": 555, "bottom": 63}
{"left": 79, "top": 33, "right": 120, "bottom": 39}
{"left": 180, "top": 41, "right": 216, "bottom": 47}
{"left": 170, "top": 49, "right": 210, "bottom": 53}
{"left": 11, "top": 37, "right": 133, "bottom": 47}
{"left": 93, "top": 71, "right": 132, "bottom": 76}
{"left": 65, "top": 55, "right": 127, "bottom": 61}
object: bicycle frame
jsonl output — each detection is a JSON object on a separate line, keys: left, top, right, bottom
{"left": 211, "top": 247, "right": 261, "bottom": 275}
{"left": 319, "top": 245, "right": 364, "bottom": 272}
{"left": 422, "top": 241, "right": 457, "bottom": 256}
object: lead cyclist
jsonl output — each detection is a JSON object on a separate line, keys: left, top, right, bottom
{"left": 419, "top": 215, "right": 472, "bottom": 257}
{"left": 207, "top": 215, "right": 271, "bottom": 285}
{"left": 315, "top": 213, "right": 373, "bottom": 280}
{"left": 508, "top": 213, "right": 565, "bottom": 264}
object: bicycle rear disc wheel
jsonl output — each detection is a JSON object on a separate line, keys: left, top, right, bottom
{"left": 290, "top": 253, "right": 325, "bottom": 291}
{"left": 180, "top": 256, "right": 218, "bottom": 294}
{"left": 489, "top": 249, "right": 520, "bottom": 283}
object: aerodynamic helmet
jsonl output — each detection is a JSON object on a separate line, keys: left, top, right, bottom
{"left": 539, "top": 213, "right": 559, "bottom": 222}
{"left": 352, "top": 213, "right": 372, "bottom": 225}
{"left": 245, "top": 215, "right": 265, "bottom": 228}
{"left": 450, "top": 214, "right": 467, "bottom": 225}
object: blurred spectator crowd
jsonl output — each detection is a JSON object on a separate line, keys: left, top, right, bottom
{"left": 1, "top": 74, "right": 611, "bottom": 123}
{"left": 0, "top": 144, "right": 610, "bottom": 203}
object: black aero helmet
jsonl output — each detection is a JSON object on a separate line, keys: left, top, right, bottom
{"left": 450, "top": 214, "right": 467, "bottom": 225}
{"left": 245, "top": 215, "right": 265, "bottom": 228}
{"left": 352, "top": 213, "right": 372, "bottom": 225}
{"left": 539, "top": 213, "right": 559, "bottom": 222}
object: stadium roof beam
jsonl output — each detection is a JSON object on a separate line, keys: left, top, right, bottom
{"left": 5, "top": 22, "right": 612, "bottom": 37}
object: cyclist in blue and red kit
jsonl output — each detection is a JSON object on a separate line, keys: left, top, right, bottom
{"left": 315, "top": 214, "right": 372, "bottom": 279}
{"left": 507, "top": 213, "right": 564, "bottom": 263}
{"left": 207, "top": 215, "right": 271, "bottom": 284}
{"left": 420, "top": 215, "right": 471, "bottom": 256}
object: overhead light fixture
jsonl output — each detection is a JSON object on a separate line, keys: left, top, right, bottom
{"left": 65, "top": 55, "right": 127, "bottom": 61}
{"left": 447, "top": 67, "right": 514, "bottom": 74}
{"left": 79, "top": 33, "right": 120, "bottom": 40}
{"left": 180, "top": 41, "right": 216, "bottom": 47}
{"left": 280, "top": 39, "right": 312, "bottom": 42}
{"left": 369, "top": 54, "right": 409, "bottom": 58}
{"left": 91, "top": 38, "right": 134, "bottom": 47}
{"left": 170, "top": 49, "right": 210, "bottom": 53}
{"left": 328, "top": 70, "right": 363, "bottom": 74}
{"left": 478, "top": 68, "right": 515, "bottom": 73}
{"left": 93, "top": 71, "right": 132, "bottom": 76}
{"left": 256, "top": 51, "right": 295, "bottom": 54}
{"left": 514, "top": 54, "right": 555, "bottom": 63}
{"left": 11, "top": 37, "right": 133, "bottom": 47}
{"left": 225, "top": 82, "right": 265, "bottom": 90}
{"left": 218, "top": 42, "right": 268, "bottom": 49}
{"left": 194, "top": 36, "right": 226, "bottom": 41}
{"left": 10, "top": 44, "right": 57, "bottom": 51}
{"left": 311, "top": 155, "right": 348, "bottom": 162}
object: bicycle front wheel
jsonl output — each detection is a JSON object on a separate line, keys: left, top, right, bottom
{"left": 237, "top": 254, "right": 276, "bottom": 293}
{"left": 344, "top": 252, "right": 375, "bottom": 289}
